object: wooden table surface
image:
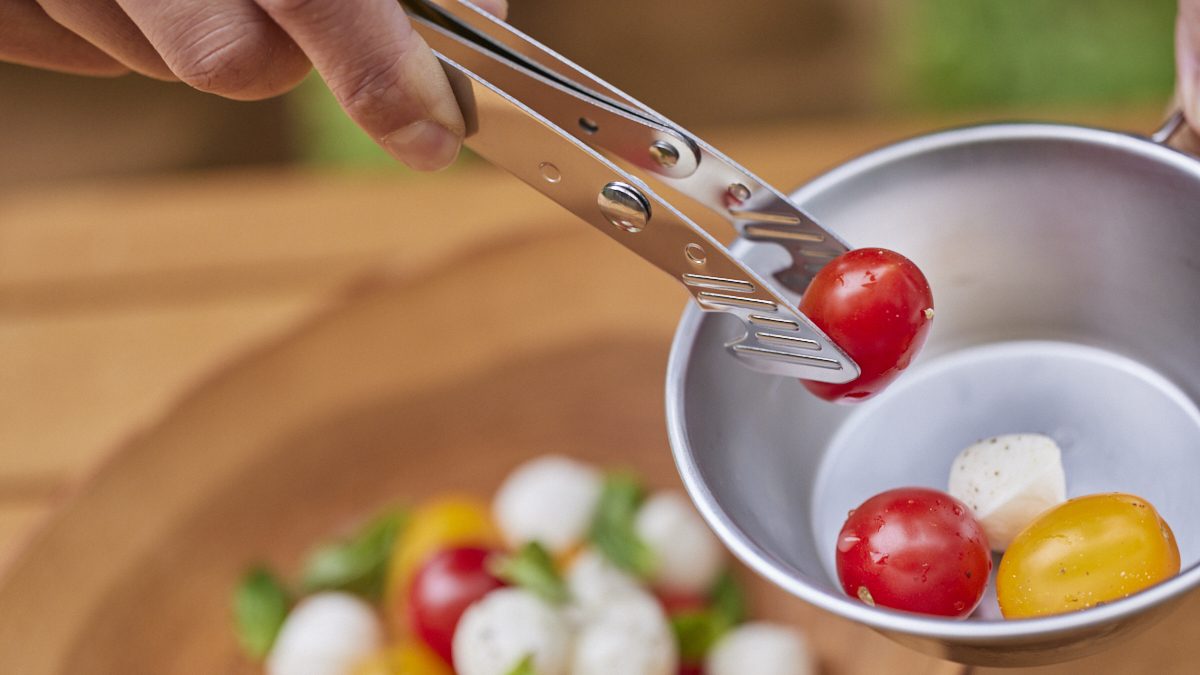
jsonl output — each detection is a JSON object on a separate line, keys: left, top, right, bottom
{"left": 2, "top": 107, "right": 1193, "bottom": 673}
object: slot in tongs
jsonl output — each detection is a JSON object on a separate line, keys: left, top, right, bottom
{"left": 401, "top": 0, "right": 860, "bottom": 382}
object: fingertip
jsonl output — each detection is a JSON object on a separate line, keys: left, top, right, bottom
{"left": 257, "top": 0, "right": 468, "bottom": 170}
{"left": 215, "top": 50, "right": 312, "bottom": 101}
{"left": 383, "top": 119, "right": 462, "bottom": 171}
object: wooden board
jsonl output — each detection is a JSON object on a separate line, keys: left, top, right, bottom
{"left": 0, "top": 229, "right": 960, "bottom": 673}
{"left": 1, "top": 109, "right": 1190, "bottom": 672}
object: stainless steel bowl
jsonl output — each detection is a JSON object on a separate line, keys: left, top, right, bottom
{"left": 666, "top": 119, "right": 1200, "bottom": 666}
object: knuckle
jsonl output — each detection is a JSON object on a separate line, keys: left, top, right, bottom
{"left": 327, "top": 21, "right": 426, "bottom": 129}
{"left": 332, "top": 51, "right": 411, "bottom": 127}
{"left": 169, "top": 15, "right": 274, "bottom": 95}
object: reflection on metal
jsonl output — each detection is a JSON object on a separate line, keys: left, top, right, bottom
{"left": 729, "top": 209, "right": 803, "bottom": 226}
{"left": 744, "top": 224, "right": 824, "bottom": 242}
{"left": 598, "top": 182, "right": 650, "bottom": 233}
{"left": 748, "top": 314, "right": 800, "bottom": 330}
{"left": 682, "top": 274, "right": 755, "bottom": 292}
{"left": 649, "top": 140, "right": 680, "bottom": 168}
{"left": 697, "top": 292, "right": 776, "bottom": 310}
{"left": 399, "top": 0, "right": 859, "bottom": 382}
{"left": 727, "top": 182, "right": 752, "bottom": 204}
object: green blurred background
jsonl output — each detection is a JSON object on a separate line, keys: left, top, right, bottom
{"left": 896, "top": 0, "right": 1176, "bottom": 108}
{"left": 295, "top": 0, "right": 1179, "bottom": 166}
{"left": 0, "top": 0, "right": 1182, "bottom": 182}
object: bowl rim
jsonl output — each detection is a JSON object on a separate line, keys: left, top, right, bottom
{"left": 665, "top": 120, "right": 1200, "bottom": 642}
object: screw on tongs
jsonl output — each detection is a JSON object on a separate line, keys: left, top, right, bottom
{"left": 399, "top": 0, "right": 860, "bottom": 383}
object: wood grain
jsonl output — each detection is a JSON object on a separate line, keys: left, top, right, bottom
{"left": 0, "top": 229, "right": 954, "bottom": 673}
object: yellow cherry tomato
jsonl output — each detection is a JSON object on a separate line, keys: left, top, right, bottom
{"left": 353, "top": 642, "right": 453, "bottom": 675}
{"left": 385, "top": 496, "right": 499, "bottom": 629}
{"left": 997, "top": 493, "right": 1180, "bottom": 619}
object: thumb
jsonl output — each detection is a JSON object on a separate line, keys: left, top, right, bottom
{"left": 258, "top": 0, "right": 465, "bottom": 171}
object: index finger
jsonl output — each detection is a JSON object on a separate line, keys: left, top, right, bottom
{"left": 0, "top": 0, "right": 127, "bottom": 76}
{"left": 255, "top": 0, "right": 466, "bottom": 170}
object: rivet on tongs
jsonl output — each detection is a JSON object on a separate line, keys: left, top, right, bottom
{"left": 726, "top": 182, "right": 752, "bottom": 205}
{"left": 598, "top": 182, "right": 651, "bottom": 233}
{"left": 649, "top": 141, "right": 680, "bottom": 168}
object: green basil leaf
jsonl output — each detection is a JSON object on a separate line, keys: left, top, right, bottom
{"left": 490, "top": 542, "right": 570, "bottom": 605}
{"left": 587, "top": 473, "right": 655, "bottom": 577}
{"left": 232, "top": 567, "right": 290, "bottom": 661}
{"left": 300, "top": 509, "right": 406, "bottom": 600}
{"left": 670, "top": 609, "right": 734, "bottom": 663}
{"left": 670, "top": 571, "right": 747, "bottom": 662}
{"left": 709, "top": 569, "right": 747, "bottom": 625}
{"left": 505, "top": 654, "right": 536, "bottom": 675}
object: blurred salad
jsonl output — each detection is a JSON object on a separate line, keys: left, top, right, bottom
{"left": 232, "top": 455, "right": 813, "bottom": 675}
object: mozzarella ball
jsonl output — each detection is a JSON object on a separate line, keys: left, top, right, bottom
{"left": 706, "top": 622, "right": 813, "bottom": 675}
{"left": 493, "top": 455, "right": 602, "bottom": 554}
{"left": 566, "top": 547, "right": 643, "bottom": 615}
{"left": 634, "top": 492, "right": 724, "bottom": 594}
{"left": 267, "top": 592, "right": 382, "bottom": 675}
{"left": 571, "top": 589, "right": 677, "bottom": 675}
{"left": 452, "top": 588, "right": 570, "bottom": 675}
{"left": 948, "top": 433, "right": 1067, "bottom": 551}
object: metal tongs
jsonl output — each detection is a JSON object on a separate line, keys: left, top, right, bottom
{"left": 402, "top": 0, "right": 860, "bottom": 383}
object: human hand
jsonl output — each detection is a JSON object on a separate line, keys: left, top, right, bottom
{"left": 0, "top": 0, "right": 508, "bottom": 170}
{"left": 1179, "top": 0, "right": 1200, "bottom": 136}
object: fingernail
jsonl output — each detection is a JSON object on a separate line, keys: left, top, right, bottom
{"left": 383, "top": 120, "right": 461, "bottom": 171}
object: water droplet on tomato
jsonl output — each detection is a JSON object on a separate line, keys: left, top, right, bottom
{"left": 870, "top": 551, "right": 889, "bottom": 564}
{"left": 838, "top": 535, "right": 861, "bottom": 552}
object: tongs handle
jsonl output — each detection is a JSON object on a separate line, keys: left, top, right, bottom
{"left": 400, "top": 0, "right": 859, "bottom": 383}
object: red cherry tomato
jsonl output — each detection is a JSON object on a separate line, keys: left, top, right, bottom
{"left": 799, "top": 248, "right": 933, "bottom": 402}
{"left": 407, "top": 547, "right": 506, "bottom": 663}
{"left": 836, "top": 487, "right": 990, "bottom": 618}
{"left": 656, "top": 590, "right": 715, "bottom": 673}
{"left": 656, "top": 589, "right": 708, "bottom": 616}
